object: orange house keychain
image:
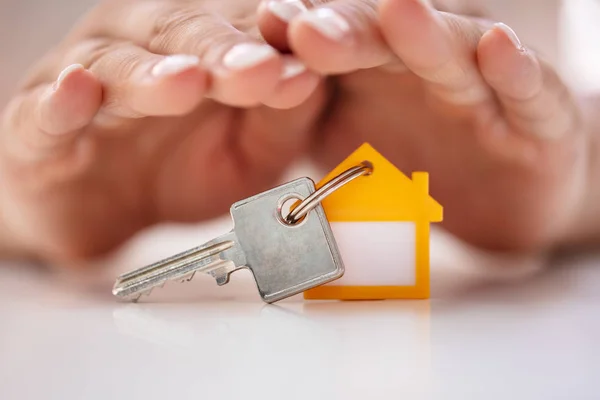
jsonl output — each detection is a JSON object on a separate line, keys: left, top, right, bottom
{"left": 304, "top": 143, "right": 443, "bottom": 300}
{"left": 112, "top": 142, "right": 441, "bottom": 304}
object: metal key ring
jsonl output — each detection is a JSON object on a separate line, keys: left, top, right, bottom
{"left": 285, "top": 160, "right": 373, "bottom": 225}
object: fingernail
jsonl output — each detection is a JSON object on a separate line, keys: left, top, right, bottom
{"left": 222, "top": 43, "right": 277, "bottom": 70}
{"left": 297, "top": 8, "right": 350, "bottom": 42}
{"left": 54, "top": 64, "right": 84, "bottom": 90}
{"left": 281, "top": 58, "right": 306, "bottom": 79}
{"left": 152, "top": 55, "right": 200, "bottom": 77}
{"left": 494, "top": 23, "right": 526, "bottom": 52}
{"left": 267, "top": 0, "right": 307, "bottom": 22}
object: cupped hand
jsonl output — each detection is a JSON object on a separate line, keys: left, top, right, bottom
{"left": 258, "top": 0, "right": 588, "bottom": 252}
{"left": 1, "top": 0, "right": 588, "bottom": 266}
{"left": 0, "top": 0, "right": 325, "bottom": 263}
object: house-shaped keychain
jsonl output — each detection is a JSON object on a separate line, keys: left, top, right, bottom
{"left": 304, "top": 143, "right": 443, "bottom": 300}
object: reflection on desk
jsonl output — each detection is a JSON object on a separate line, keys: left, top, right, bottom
{"left": 0, "top": 222, "right": 599, "bottom": 399}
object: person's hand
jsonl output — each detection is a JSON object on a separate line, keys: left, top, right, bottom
{"left": 257, "top": 0, "right": 588, "bottom": 252}
{"left": 0, "top": 0, "right": 325, "bottom": 264}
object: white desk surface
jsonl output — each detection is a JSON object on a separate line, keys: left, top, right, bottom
{"left": 0, "top": 2, "right": 599, "bottom": 399}
{"left": 0, "top": 218, "right": 599, "bottom": 400}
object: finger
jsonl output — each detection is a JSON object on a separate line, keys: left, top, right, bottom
{"left": 259, "top": 0, "right": 399, "bottom": 73}
{"left": 2, "top": 64, "right": 102, "bottom": 160}
{"left": 379, "top": 0, "right": 493, "bottom": 106}
{"left": 89, "top": 2, "right": 286, "bottom": 107}
{"left": 257, "top": 0, "right": 304, "bottom": 51}
{"left": 261, "top": 56, "right": 321, "bottom": 109}
{"left": 478, "top": 24, "right": 576, "bottom": 140}
{"left": 53, "top": 40, "right": 208, "bottom": 119}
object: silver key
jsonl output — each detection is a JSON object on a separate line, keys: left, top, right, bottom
{"left": 112, "top": 177, "right": 345, "bottom": 303}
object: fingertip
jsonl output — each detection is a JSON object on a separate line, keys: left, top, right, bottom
{"left": 288, "top": 8, "right": 355, "bottom": 73}
{"left": 478, "top": 24, "right": 542, "bottom": 100}
{"left": 379, "top": 0, "right": 451, "bottom": 71}
{"left": 41, "top": 65, "right": 103, "bottom": 135}
{"left": 262, "top": 62, "right": 320, "bottom": 109}
{"left": 54, "top": 65, "right": 103, "bottom": 101}
{"left": 54, "top": 64, "right": 85, "bottom": 90}
{"left": 492, "top": 23, "right": 526, "bottom": 52}
{"left": 134, "top": 57, "right": 209, "bottom": 116}
{"left": 210, "top": 44, "right": 284, "bottom": 107}
{"left": 155, "top": 68, "right": 209, "bottom": 115}
{"left": 257, "top": 0, "right": 295, "bottom": 51}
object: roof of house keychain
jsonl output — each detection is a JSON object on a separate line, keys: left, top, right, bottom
{"left": 304, "top": 143, "right": 443, "bottom": 300}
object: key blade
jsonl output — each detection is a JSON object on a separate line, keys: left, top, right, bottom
{"left": 113, "top": 238, "right": 236, "bottom": 299}
{"left": 115, "top": 240, "right": 233, "bottom": 283}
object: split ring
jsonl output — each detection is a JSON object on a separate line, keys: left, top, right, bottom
{"left": 285, "top": 160, "right": 373, "bottom": 225}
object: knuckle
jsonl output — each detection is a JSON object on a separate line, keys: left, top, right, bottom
{"left": 149, "top": 5, "right": 251, "bottom": 66}
{"left": 66, "top": 38, "right": 141, "bottom": 83}
{"left": 63, "top": 37, "right": 116, "bottom": 71}
{"left": 443, "top": 13, "right": 484, "bottom": 47}
{"left": 149, "top": 6, "right": 217, "bottom": 54}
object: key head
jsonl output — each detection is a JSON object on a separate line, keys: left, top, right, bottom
{"left": 230, "top": 178, "right": 344, "bottom": 303}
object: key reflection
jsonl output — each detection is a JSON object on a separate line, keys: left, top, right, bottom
{"left": 112, "top": 298, "right": 432, "bottom": 396}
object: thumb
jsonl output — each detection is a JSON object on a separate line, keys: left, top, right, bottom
{"left": 478, "top": 23, "right": 578, "bottom": 141}
{"left": 1, "top": 65, "right": 102, "bottom": 162}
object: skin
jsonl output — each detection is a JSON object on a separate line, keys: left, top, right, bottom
{"left": 0, "top": 0, "right": 595, "bottom": 267}
{"left": 260, "top": 0, "right": 588, "bottom": 252}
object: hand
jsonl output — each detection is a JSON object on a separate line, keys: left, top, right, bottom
{"left": 0, "top": 0, "right": 325, "bottom": 264}
{"left": 257, "top": 0, "right": 588, "bottom": 252}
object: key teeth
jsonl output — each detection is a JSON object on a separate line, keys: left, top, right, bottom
{"left": 215, "top": 272, "right": 230, "bottom": 286}
{"left": 180, "top": 272, "right": 196, "bottom": 283}
{"left": 211, "top": 261, "right": 239, "bottom": 286}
